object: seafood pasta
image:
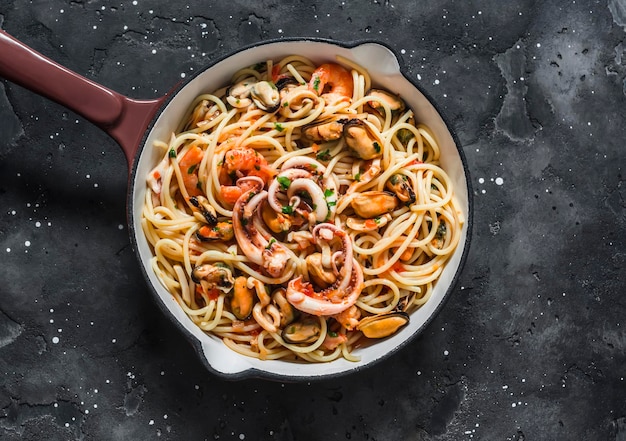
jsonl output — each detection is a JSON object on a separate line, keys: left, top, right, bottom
{"left": 142, "top": 55, "right": 463, "bottom": 362}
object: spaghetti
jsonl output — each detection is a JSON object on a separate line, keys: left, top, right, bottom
{"left": 141, "top": 55, "right": 463, "bottom": 363}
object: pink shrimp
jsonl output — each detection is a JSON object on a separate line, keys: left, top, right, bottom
{"left": 179, "top": 146, "right": 204, "bottom": 197}
{"left": 308, "top": 63, "right": 354, "bottom": 105}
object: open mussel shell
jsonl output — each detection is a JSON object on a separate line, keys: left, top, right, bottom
{"left": 251, "top": 80, "right": 280, "bottom": 113}
{"left": 281, "top": 316, "right": 321, "bottom": 344}
{"left": 356, "top": 311, "right": 410, "bottom": 339}
{"left": 350, "top": 191, "right": 398, "bottom": 218}
{"left": 343, "top": 118, "right": 384, "bottom": 160}
{"left": 302, "top": 116, "right": 346, "bottom": 142}
{"left": 367, "top": 88, "right": 406, "bottom": 116}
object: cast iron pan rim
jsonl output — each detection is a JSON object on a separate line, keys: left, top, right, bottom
{"left": 127, "top": 36, "right": 474, "bottom": 382}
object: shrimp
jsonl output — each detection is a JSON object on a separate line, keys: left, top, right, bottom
{"left": 308, "top": 63, "right": 353, "bottom": 105}
{"left": 179, "top": 146, "right": 204, "bottom": 197}
{"left": 222, "top": 146, "right": 276, "bottom": 184}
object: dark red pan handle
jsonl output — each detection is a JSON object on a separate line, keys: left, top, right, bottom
{"left": 0, "top": 30, "right": 166, "bottom": 169}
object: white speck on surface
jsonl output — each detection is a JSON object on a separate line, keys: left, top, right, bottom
{"left": 478, "top": 178, "right": 485, "bottom": 184}
{"left": 52, "top": 337, "right": 60, "bottom": 344}
{"left": 443, "top": 350, "right": 449, "bottom": 356}
{"left": 24, "top": 241, "right": 31, "bottom": 247}
{"left": 495, "top": 177, "right": 504, "bottom": 185}
{"left": 35, "top": 221, "right": 41, "bottom": 227}
{"left": 149, "top": 420, "right": 154, "bottom": 425}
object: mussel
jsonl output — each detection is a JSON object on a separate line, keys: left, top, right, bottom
{"left": 302, "top": 116, "right": 346, "bottom": 142}
{"left": 251, "top": 81, "right": 280, "bottom": 113}
{"left": 231, "top": 276, "right": 255, "bottom": 320}
{"left": 272, "top": 288, "right": 298, "bottom": 327}
{"left": 345, "top": 213, "right": 392, "bottom": 232}
{"left": 226, "top": 78, "right": 254, "bottom": 108}
{"left": 191, "top": 263, "right": 235, "bottom": 293}
{"left": 386, "top": 174, "right": 416, "bottom": 205}
{"left": 189, "top": 195, "right": 218, "bottom": 224}
{"left": 281, "top": 316, "right": 322, "bottom": 344}
{"left": 275, "top": 76, "right": 301, "bottom": 92}
{"left": 262, "top": 201, "right": 292, "bottom": 233}
{"left": 356, "top": 311, "right": 409, "bottom": 339}
{"left": 343, "top": 118, "right": 384, "bottom": 160}
{"left": 196, "top": 221, "right": 234, "bottom": 241}
{"left": 306, "top": 253, "right": 337, "bottom": 288}
{"left": 350, "top": 191, "right": 398, "bottom": 218}
{"left": 367, "top": 89, "right": 405, "bottom": 116}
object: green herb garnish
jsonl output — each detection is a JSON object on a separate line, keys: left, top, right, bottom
{"left": 316, "top": 149, "right": 331, "bottom": 161}
{"left": 277, "top": 176, "right": 291, "bottom": 190}
{"left": 313, "top": 76, "right": 321, "bottom": 93}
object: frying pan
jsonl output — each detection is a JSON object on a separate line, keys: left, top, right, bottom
{"left": 0, "top": 30, "right": 473, "bottom": 380}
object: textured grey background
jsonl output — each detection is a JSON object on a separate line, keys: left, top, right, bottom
{"left": 1, "top": 0, "right": 626, "bottom": 440}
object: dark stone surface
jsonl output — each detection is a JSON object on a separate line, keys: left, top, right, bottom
{"left": 1, "top": 0, "right": 626, "bottom": 439}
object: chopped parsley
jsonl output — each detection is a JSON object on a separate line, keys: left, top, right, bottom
{"left": 266, "top": 238, "right": 277, "bottom": 249}
{"left": 373, "top": 141, "right": 381, "bottom": 153}
{"left": 187, "top": 164, "right": 197, "bottom": 174}
{"left": 277, "top": 176, "right": 291, "bottom": 190}
{"left": 324, "top": 188, "right": 334, "bottom": 198}
{"left": 281, "top": 205, "right": 294, "bottom": 215}
{"left": 168, "top": 148, "right": 177, "bottom": 158}
{"left": 274, "top": 122, "right": 284, "bottom": 132}
{"left": 354, "top": 172, "right": 361, "bottom": 182}
{"left": 328, "top": 331, "right": 338, "bottom": 338}
{"left": 313, "top": 76, "right": 321, "bottom": 93}
{"left": 316, "top": 149, "right": 331, "bottom": 161}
